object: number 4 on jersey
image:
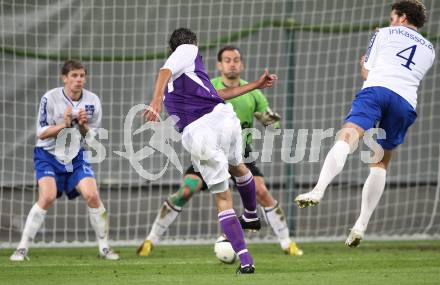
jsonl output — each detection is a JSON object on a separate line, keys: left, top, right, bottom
{"left": 396, "top": 45, "right": 417, "bottom": 70}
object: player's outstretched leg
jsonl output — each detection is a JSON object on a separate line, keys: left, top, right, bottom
{"left": 295, "top": 124, "right": 363, "bottom": 208}
{"left": 295, "top": 123, "right": 364, "bottom": 208}
{"left": 137, "top": 175, "right": 202, "bottom": 256}
{"left": 231, "top": 165, "right": 260, "bottom": 231}
{"left": 295, "top": 140, "right": 350, "bottom": 208}
{"left": 346, "top": 166, "right": 387, "bottom": 247}
{"left": 216, "top": 189, "right": 255, "bottom": 274}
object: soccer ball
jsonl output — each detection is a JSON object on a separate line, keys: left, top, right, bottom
{"left": 214, "top": 235, "right": 237, "bottom": 264}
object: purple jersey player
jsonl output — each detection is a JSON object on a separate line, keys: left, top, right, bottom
{"left": 144, "top": 28, "right": 277, "bottom": 274}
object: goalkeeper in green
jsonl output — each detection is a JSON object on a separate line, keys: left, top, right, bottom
{"left": 138, "top": 45, "right": 302, "bottom": 256}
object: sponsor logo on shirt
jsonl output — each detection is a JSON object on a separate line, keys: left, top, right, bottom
{"left": 85, "top": 105, "right": 95, "bottom": 117}
{"left": 389, "top": 27, "right": 434, "bottom": 50}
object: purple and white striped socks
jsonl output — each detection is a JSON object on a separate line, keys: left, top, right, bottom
{"left": 218, "top": 209, "right": 254, "bottom": 267}
{"left": 234, "top": 171, "right": 258, "bottom": 220}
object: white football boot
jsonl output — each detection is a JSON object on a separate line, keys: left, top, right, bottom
{"left": 294, "top": 190, "right": 324, "bottom": 208}
{"left": 100, "top": 248, "right": 120, "bottom": 260}
{"left": 345, "top": 228, "right": 364, "bottom": 248}
{"left": 10, "top": 248, "right": 29, "bottom": 261}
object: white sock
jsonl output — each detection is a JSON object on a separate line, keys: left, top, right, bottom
{"left": 18, "top": 203, "right": 47, "bottom": 249}
{"left": 88, "top": 203, "right": 109, "bottom": 252}
{"left": 314, "top": 140, "right": 350, "bottom": 195}
{"left": 263, "top": 201, "right": 291, "bottom": 250}
{"left": 353, "top": 167, "right": 387, "bottom": 232}
{"left": 147, "top": 201, "right": 181, "bottom": 244}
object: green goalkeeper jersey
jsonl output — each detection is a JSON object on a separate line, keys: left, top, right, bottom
{"left": 211, "top": 77, "right": 270, "bottom": 148}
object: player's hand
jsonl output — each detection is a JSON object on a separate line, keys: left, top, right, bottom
{"left": 77, "top": 108, "right": 88, "bottom": 126}
{"left": 256, "top": 69, "right": 278, "bottom": 89}
{"left": 254, "top": 108, "right": 281, "bottom": 126}
{"left": 64, "top": 106, "right": 73, "bottom": 127}
{"left": 144, "top": 99, "right": 162, "bottom": 122}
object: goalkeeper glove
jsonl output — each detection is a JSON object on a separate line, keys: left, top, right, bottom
{"left": 254, "top": 108, "right": 281, "bottom": 127}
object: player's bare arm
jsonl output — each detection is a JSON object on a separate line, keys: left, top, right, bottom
{"left": 77, "top": 108, "right": 89, "bottom": 137}
{"left": 217, "top": 69, "right": 278, "bottom": 100}
{"left": 359, "top": 55, "right": 369, "bottom": 81}
{"left": 144, "top": 68, "right": 172, "bottom": 122}
{"left": 38, "top": 106, "right": 72, "bottom": 140}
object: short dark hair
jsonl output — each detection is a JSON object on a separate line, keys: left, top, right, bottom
{"left": 217, "top": 45, "right": 242, "bottom": 62}
{"left": 168, "top": 28, "right": 197, "bottom": 52}
{"left": 61, "top": 60, "right": 87, "bottom": 76}
{"left": 391, "top": 0, "right": 427, "bottom": 29}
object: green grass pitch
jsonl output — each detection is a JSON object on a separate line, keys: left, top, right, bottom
{"left": 1, "top": 240, "right": 439, "bottom": 285}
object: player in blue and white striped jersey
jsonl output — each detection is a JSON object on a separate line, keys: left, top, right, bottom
{"left": 295, "top": 0, "right": 435, "bottom": 247}
{"left": 10, "top": 60, "right": 119, "bottom": 261}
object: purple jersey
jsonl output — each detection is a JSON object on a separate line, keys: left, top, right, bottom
{"left": 161, "top": 44, "right": 224, "bottom": 132}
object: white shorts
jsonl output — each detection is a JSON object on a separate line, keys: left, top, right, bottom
{"left": 182, "top": 103, "right": 243, "bottom": 193}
